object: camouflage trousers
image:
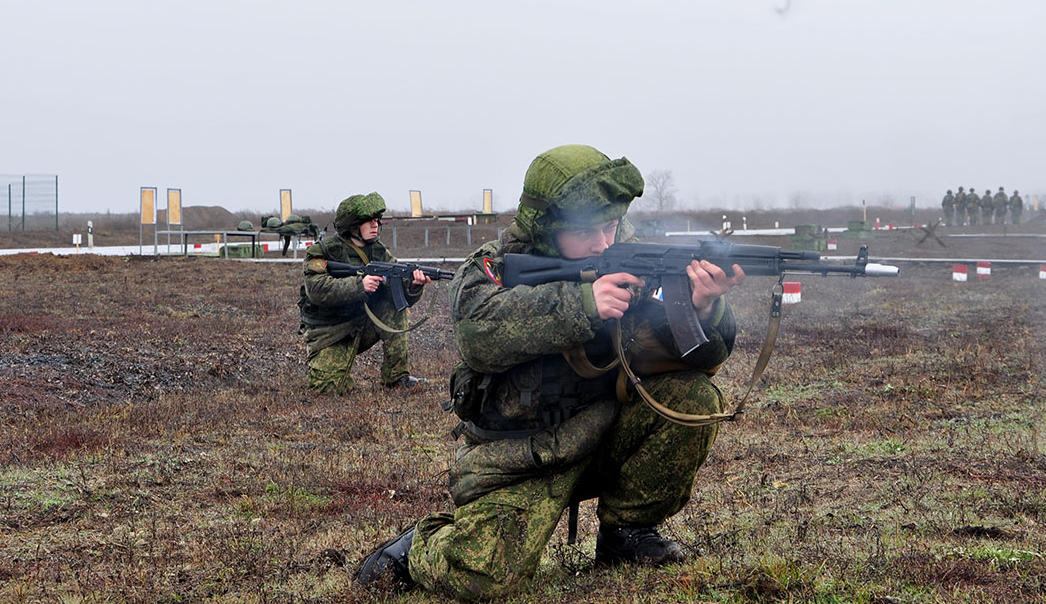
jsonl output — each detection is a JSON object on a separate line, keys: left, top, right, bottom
{"left": 408, "top": 369, "right": 723, "bottom": 601}
{"left": 306, "top": 303, "right": 410, "bottom": 393}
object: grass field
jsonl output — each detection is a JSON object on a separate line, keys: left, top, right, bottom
{"left": 1, "top": 228, "right": 1044, "bottom": 603}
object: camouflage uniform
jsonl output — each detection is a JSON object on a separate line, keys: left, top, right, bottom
{"left": 404, "top": 145, "right": 737, "bottom": 600}
{"left": 299, "top": 193, "right": 423, "bottom": 392}
{"left": 941, "top": 190, "right": 955, "bottom": 226}
{"left": 954, "top": 187, "right": 967, "bottom": 226}
{"left": 1009, "top": 190, "right": 1023, "bottom": 224}
{"left": 994, "top": 188, "right": 1009, "bottom": 225}
{"left": 964, "top": 190, "right": 979, "bottom": 226}
{"left": 974, "top": 188, "right": 991, "bottom": 224}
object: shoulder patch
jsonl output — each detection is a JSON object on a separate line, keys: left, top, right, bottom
{"left": 309, "top": 258, "right": 328, "bottom": 272}
{"left": 481, "top": 257, "right": 502, "bottom": 286}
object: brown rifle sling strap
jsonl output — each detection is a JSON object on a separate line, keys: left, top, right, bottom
{"left": 613, "top": 285, "right": 784, "bottom": 427}
{"left": 561, "top": 346, "right": 620, "bottom": 379}
{"left": 348, "top": 242, "right": 435, "bottom": 335}
{"left": 362, "top": 301, "right": 429, "bottom": 334}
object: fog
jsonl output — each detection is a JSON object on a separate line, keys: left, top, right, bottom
{"left": 3, "top": 0, "right": 1044, "bottom": 215}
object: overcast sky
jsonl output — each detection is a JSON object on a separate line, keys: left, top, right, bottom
{"left": 3, "top": 0, "right": 1044, "bottom": 216}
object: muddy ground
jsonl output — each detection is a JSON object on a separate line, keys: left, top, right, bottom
{"left": 1, "top": 217, "right": 1044, "bottom": 603}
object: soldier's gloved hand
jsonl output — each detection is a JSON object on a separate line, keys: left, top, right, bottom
{"left": 687, "top": 260, "right": 745, "bottom": 319}
{"left": 361, "top": 274, "right": 384, "bottom": 293}
{"left": 592, "top": 272, "right": 645, "bottom": 320}
{"left": 411, "top": 269, "right": 432, "bottom": 286}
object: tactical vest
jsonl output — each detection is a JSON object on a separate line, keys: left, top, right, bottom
{"left": 447, "top": 331, "right": 620, "bottom": 441}
{"left": 297, "top": 237, "right": 373, "bottom": 327}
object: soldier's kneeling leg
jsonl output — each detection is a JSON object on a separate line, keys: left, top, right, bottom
{"left": 590, "top": 369, "right": 724, "bottom": 528}
{"left": 306, "top": 332, "right": 362, "bottom": 394}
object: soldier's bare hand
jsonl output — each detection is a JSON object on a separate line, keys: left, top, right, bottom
{"left": 592, "top": 272, "right": 645, "bottom": 320}
{"left": 687, "top": 260, "right": 745, "bottom": 319}
{"left": 361, "top": 275, "right": 384, "bottom": 293}
{"left": 411, "top": 269, "right": 432, "bottom": 286}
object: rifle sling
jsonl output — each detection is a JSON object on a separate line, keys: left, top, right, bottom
{"left": 613, "top": 285, "right": 783, "bottom": 427}
{"left": 561, "top": 346, "right": 619, "bottom": 379}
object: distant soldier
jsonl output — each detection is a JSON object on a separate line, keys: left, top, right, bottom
{"left": 964, "top": 189, "right": 978, "bottom": 226}
{"left": 941, "top": 189, "right": 955, "bottom": 226}
{"left": 261, "top": 214, "right": 320, "bottom": 256}
{"left": 993, "top": 187, "right": 1008, "bottom": 225}
{"left": 1009, "top": 190, "right": 1023, "bottom": 224}
{"left": 954, "top": 186, "right": 967, "bottom": 226}
{"left": 981, "top": 189, "right": 994, "bottom": 225}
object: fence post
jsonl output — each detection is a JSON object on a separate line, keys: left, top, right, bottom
{"left": 467, "top": 226, "right": 472, "bottom": 246}
{"left": 392, "top": 227, "right": 397, "bottom": 248}
{"left": 424, "top": 228, "right": 429, "bottom": 247}
{"left": 446, "top": 226, "right": 451, "bottom": 245}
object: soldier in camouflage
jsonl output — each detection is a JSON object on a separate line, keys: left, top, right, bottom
{"left": 993, "top": 187, "right": 1009, "bottom": 225}
{"left": 965, "top": 189, "right": 979, "bottom": 227}
{"left": 1009, "top": 190, "right": 1023, "bottom": 224}
{"left": 980, "top": 189, "right": 994, "bottom": 225}
{"left": 941, "top": 189, "right": 955, "bottom": 227}
{"left": 954, "top": 187, "right": 967, "bottom": 227}
{"left": 298, "top": 193, "right": 430, "bottom": 393}
{"left": 356, "top": 145, "right": 745, "bottom": 600}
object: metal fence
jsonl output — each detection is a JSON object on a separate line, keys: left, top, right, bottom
{"left": 2, "top": 174, "right": 59, "bottom": 231}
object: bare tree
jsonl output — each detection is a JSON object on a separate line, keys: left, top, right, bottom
{"left": 644, "top": 170, "right": 678, "bottom": 213}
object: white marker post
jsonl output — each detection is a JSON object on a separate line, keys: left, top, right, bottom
{"left": 1040, "top": 265, "right": 1046, "bottom": 280}
{"left": 72, "top": 233, "right": 82, "bottom": 253}
{"left": 827, "top": 238, "right": 837, "bottom": 251}
{"left": 952, "top": 264, "right": 968, "bottom": 282}
{"left": 87, "top": 220, "right": 94, "bottom": 248}
{"left": 976, "top": 261, "right": 991, "bottom": 280}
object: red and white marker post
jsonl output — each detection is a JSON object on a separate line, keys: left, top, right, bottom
{"left": 976, "top": 261, "right": 991, "bottom": 280}
{"left": 952, "top": 264, "right": 967, "bottom": 282}
{"left": 782, "top": 281, "right": 802, "bottom": 304}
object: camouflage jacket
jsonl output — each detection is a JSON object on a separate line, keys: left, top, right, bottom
{"left": 449, "top": 223, "right": 736, "bottom": 438}
{"left": 299, "top": 236, "right": 422, "bottom": 353}
{"left": 993, "top": 192, "right": 1009, "bottom": 210}
{"left": 941, "top": 193, "right": 954, "bottom": 209}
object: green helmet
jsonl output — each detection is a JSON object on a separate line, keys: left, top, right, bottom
{"left": 237, "top": 220, "right": 254, "bottom": 231}
{"left": 265, "top": 217, "right": 282, "bottom": 229}
{"left": 285, "top": 213, "right": 302, "bottom": 224}
{"left": 514, "top": 144, "right": 643, "bottom": 256}
{"left": 335, "top": 192, "right": 386, "bottom": 240}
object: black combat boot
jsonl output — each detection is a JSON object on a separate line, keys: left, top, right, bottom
{"left": 356, "top": 527, "right": 416, "bottom": 590}
{"left": 595, "top": 525, "right": 685, "bottom": 566}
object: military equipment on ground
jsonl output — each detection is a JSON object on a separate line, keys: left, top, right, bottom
{"left": 502, "top": 241, "right": 898, "bottom": 356}
{"left": 325, "top": 260, "right": 455, "bottom": 311}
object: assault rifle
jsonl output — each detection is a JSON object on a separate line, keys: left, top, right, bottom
{"left": 326, "top": 260, "right": 455, "bottom": 311}
{"left": 502, "top": 241, "right": 898, "bottom": 355}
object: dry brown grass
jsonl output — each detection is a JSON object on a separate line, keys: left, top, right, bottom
{"left": 1, "top": 226, "right": 1044, "bottom": 603}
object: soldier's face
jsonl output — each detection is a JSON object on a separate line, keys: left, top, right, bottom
{"left": 554, "top": 219, "right": 619, "bottom": 259}
{"left": 358, "top": 219, "right": 381, "bottom": 241}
